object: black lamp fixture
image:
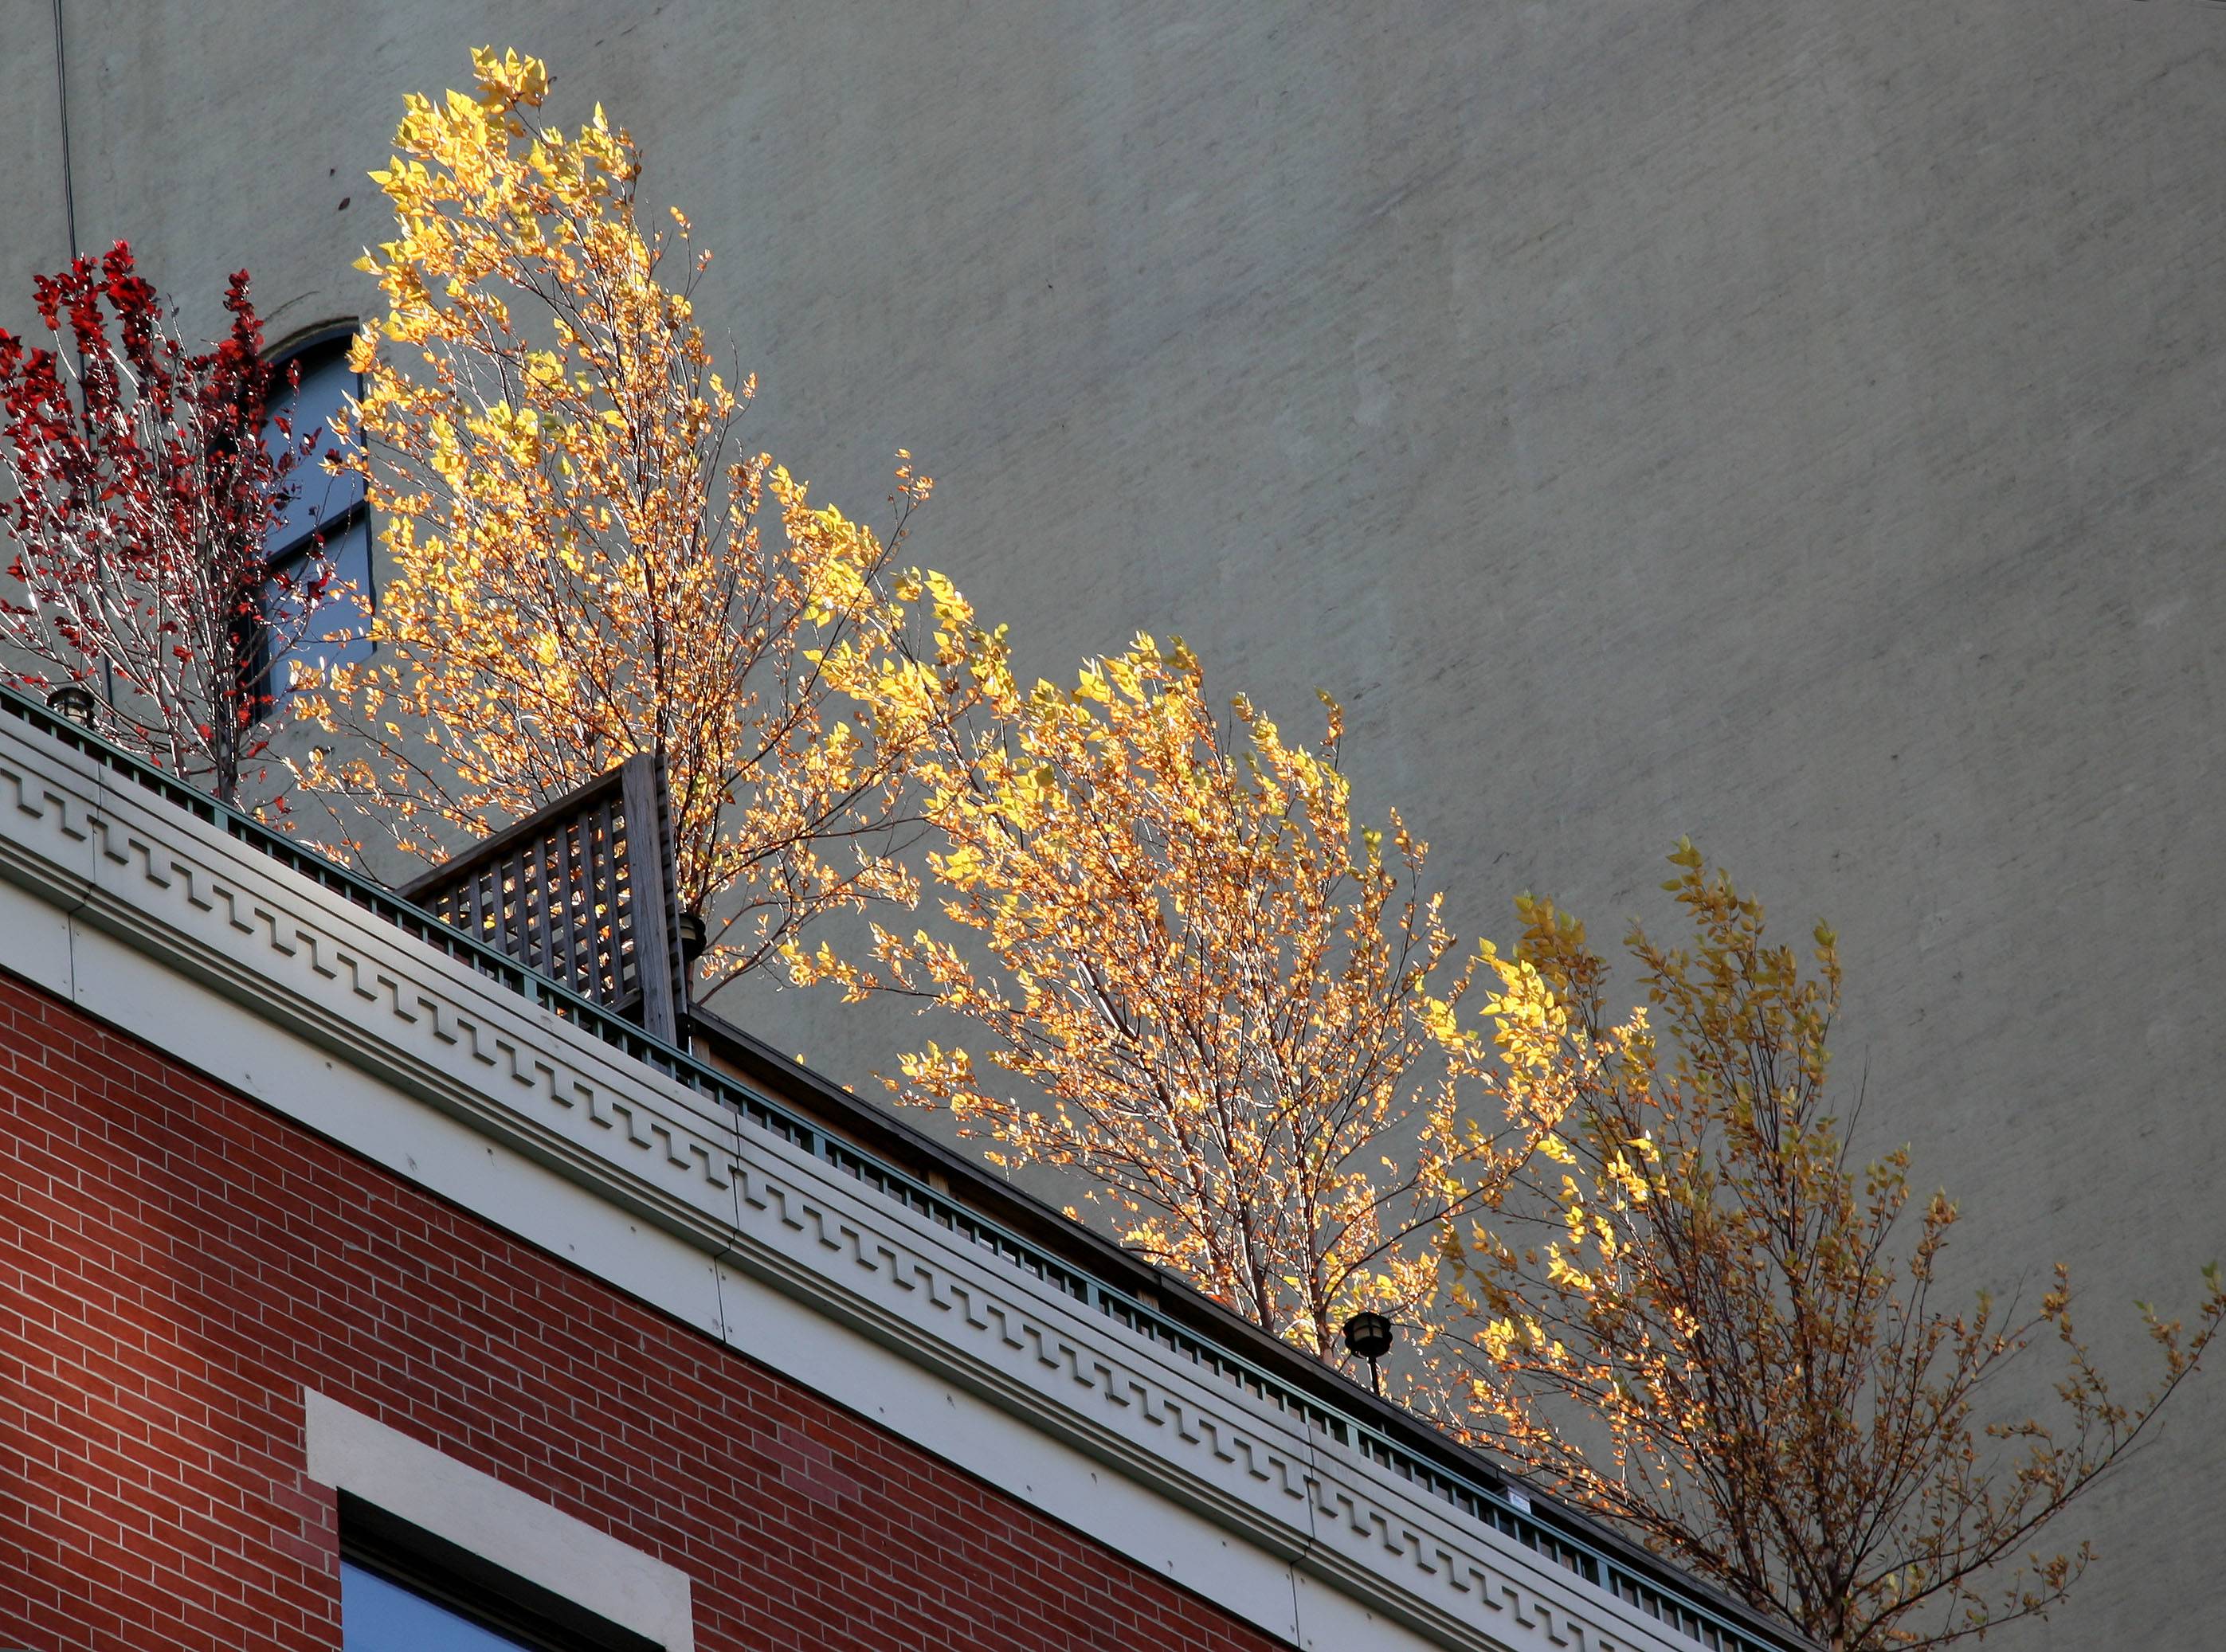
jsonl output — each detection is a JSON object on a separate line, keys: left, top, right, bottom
{"left": 1342, "top": 1309, "right": 1395, "bottom": 1398}
{"left": 675, "top": 910, "right": 708, "bottom": 967}
{"left": 45, "top": 683, "right": 96, "bottom": 730}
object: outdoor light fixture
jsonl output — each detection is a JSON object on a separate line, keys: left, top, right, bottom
{"left": 1342, "top": 1310, "right": 1395, "bottom": 1398}
{"left": 676, "top": 910, "right": 708, "bottom": 966}
{"left": 45, "top": 684, "right": 96, "bottom": 729}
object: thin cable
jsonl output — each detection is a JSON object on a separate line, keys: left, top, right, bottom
{"left": 50, "top": 0, "right": 79, "bottom": 264}
{"left": 49, "top": 0, "right": 116, "bottom": 711}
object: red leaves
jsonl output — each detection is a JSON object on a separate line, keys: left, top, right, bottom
{"left": 0, "top": 239, "right": 327, "bottom": 804}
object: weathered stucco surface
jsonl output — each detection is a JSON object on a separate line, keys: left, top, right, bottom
{"left": 2, "top": 3, "right": 2220, "bottom": 1645}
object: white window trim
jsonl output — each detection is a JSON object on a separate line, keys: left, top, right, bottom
{"left": 304, "top": 1391, "right": 695, "bottom": 1652}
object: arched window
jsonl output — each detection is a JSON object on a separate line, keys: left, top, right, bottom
{"left": 261, "top": 331, "right": 374, "bottom": 688}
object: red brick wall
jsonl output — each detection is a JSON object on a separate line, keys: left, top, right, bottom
{"left": 0, "top": 970, "right": 1287, "bottom": 1652}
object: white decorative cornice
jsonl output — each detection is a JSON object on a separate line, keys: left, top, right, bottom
{"left": 0, "top": 712, "right": 1777, "bottom": 1652}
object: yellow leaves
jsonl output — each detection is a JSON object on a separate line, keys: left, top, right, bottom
{"left": 923, "top": 567, "right": 971, "bottom": 634}
{"left": 1417, "top": 845, "right": 2226, "bottom": 1651}
{"left": 300, "top": 49, "right": 931, "bottom": 988}
{"left": 1543, "top": 1244, "right": 1595, "bottom": 1296}
{"left": 936, "top": 844, "right": 988, "bottom": 888}
{"left": 827, "top": 602, "right": 1554, "bottom": 1361}
{"left": 467, "top": 45, "right": 550, "bottom": 108}
{"left": 1101, "top": 650, "right": 1146, "bottom": 705}
{"left": 1602, "top": 1140, "right": 1656, "bottom": 1207}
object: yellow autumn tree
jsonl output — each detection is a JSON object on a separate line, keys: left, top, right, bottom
{"left": 293, "top": 48, "right": 927, "bottom": 985}
{"left": 1433, "top": 844, "right": 2225, "bottom": 1650}
{"left": 798, "top": 577, "right": 1566, "bottom": 1360}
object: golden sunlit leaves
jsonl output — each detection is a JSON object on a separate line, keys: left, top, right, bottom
{"left": 1428, "top": 849, "right": 2226, "bottom": 1651}
{"left": 292, "top": 49, "right": 929, "bottom": 985}
{"left": 801, "top": 594, "right": 1566, "bottom": 1361}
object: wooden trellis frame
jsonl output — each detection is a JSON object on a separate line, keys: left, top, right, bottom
{"left": 398, "top": 754, "right": 688, "bottom": 1043}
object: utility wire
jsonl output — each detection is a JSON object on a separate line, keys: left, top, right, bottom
{"left": 50, "top": 0, "right": 79, "bottom": 264}
{"left": 49, "top": 0, "right": 114, "bottom": 710}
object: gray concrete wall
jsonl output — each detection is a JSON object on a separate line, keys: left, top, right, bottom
{"left": 2, "top": 3, "right": 2220, "bottom": 1645}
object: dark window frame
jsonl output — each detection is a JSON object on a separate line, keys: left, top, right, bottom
{"left": 258, "top": 325, "right": 376, "bottom": 696}
{"left": 264, "top": 323, "right": 370, "bottom": 562}
{"left": 339, "top": 1492, "right": 664, "bottom": 1652}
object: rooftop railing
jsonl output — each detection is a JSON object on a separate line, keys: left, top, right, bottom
{"left": 0, "top": 683, "right": 1804, "bottom": 1652}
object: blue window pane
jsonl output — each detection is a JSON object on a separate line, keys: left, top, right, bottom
{"left": 265, "top": 514, "right": 374, "bottom": 692}
{"left": 340, "top": 1560, "right": 537, "bottom": 1652}
{"left": 265, "top": 348, "right": 366, "bottom": 559}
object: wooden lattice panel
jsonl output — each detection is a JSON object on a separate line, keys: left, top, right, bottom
{"left": 398, "top": 755, "right": 686, "bottom": 1043}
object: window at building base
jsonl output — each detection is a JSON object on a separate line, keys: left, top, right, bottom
{"left": 339, "top": 1493, "right": 663, "bottom": 1652}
